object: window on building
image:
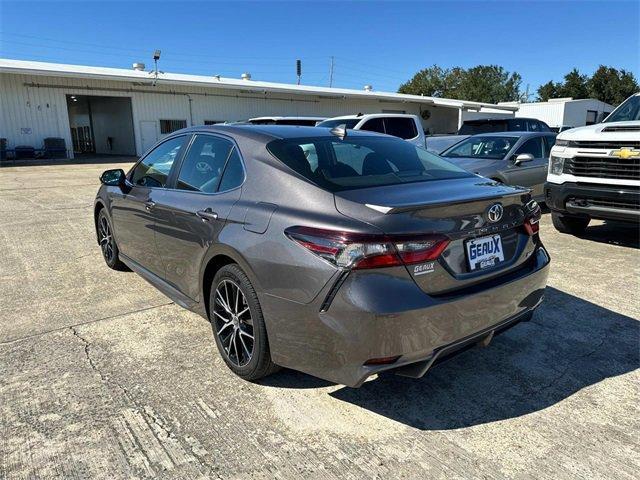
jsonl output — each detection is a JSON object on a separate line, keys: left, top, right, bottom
{"left": 160, "top": 119, "right": 187, "bottom": 134}
{"left": 204, "top": 120, "right": 223, "bottom": 125}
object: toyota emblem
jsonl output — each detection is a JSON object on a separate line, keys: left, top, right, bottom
{"left": 487, "top": 203, "right": 504, "bottom": 223}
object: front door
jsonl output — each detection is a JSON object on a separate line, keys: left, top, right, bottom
{"left": 504, "top": 136, "right": 548, "bottom": 199}
{"left": 153, "top": 134, "right": 245, "bottom": 300}
{"left": 140, "top": 121, "right": 158, "bottom": 154}
{"left": 110, "top": 135, "right": 187, "bottom": 276}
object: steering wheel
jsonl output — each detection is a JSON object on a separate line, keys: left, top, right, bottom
{"left": 195, "top": 161, "right": 213, "bottom": 174}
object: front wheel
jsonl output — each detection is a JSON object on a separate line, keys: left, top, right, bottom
{"left": 97, "top": 209, "right": 128, "bottom": 271}
{"left": 209, "top": 264, "right": 279, "bottom": 381}
{"left": 551, "top": 212, "right": 590, "bottom": 235}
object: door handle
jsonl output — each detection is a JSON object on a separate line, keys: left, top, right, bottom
{"left": 196, "top": 208, "right": 218, "bottom": 222}
{"left": 144, "top": 201, "right": 156, "bottom": 211}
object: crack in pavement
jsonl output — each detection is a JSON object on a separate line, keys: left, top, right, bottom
{"left": 68, "top": 323, "right": 214, "bottom": 476}
{"left": 0, "top": 302, "right": 175, "bottom": 346}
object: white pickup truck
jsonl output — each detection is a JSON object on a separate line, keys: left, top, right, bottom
{"left": 545, "top": 92, "right": 639, "bottom": 234}
{"left": 316, "top": 114, "right": 426, "bottom": 147}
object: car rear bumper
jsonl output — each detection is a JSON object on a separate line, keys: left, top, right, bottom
{"left": 545, "top": 181, "right": 640, "bottom": 223}
{"left": 261, "top": 245, "right": 550, "bottom": 387}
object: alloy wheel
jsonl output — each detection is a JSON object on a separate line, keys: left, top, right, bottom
{"left": 212, "top": 279, "right": 255, "bottom": 367}
{"left": 99, "top": 215, "right": 114, "bottom": 262}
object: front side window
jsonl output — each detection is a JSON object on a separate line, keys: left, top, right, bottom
{"left": 443, "top": 136, "right": 519, "bottom": 160}
{"left": 515, "top": 137, "right": 544, "bottom": 158}
{"left": 267, "top": 135, "right": 472, "bottom": 192}
{"left": 176, "top": 135, "right": 235, "bottom": 193}
{"left": 130, "top": 136, "right": 186, "bottom": 188}
{"left": 384, "top": 118, "right": 418, "bottom": 139}
{"left": 603, "top": 95, "right": 640, "bottom": 122}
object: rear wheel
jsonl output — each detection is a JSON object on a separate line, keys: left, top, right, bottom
{"left": 209, "top": 264, "right": 279, "bottom": 381}
{"left": 551, "top": 212, "right": 590, "bottom": 235}
{"left": 97, "top": 209, "right": 128, "bottom": 271}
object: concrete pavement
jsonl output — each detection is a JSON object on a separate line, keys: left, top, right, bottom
{"left": 1, "top": 162, "right": 638, "bottom": 479}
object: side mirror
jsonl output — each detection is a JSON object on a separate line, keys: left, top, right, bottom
{"left": 514, "top": 153, "right": 534, "bottom": 165}
{"left": 100, "top": 168, "right": 126, "bottom": 187}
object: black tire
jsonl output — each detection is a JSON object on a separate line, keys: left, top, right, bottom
{"left": 209, "top": 264, "right": 279, "bottom": 381}
{"left": 551, "top": 212, "right": 590, "bottom": 235}
{"left": 97, "top": 209, "right": 128, "bottom": 271}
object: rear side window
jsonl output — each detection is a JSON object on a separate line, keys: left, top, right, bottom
{"left": 360, "top": 118, "right": 385, "bottom": 134}
{"left": 218, "top": 148, "right": 244, "bottom": 191}
{"left": 130, "top": 136, "right": 185, "bottom": 188}
{"left": 176, "top": 135, "right": 235, "bottom": 193}
{"left": 384, "top": 117, "right": 418, "bottom": 139}
{"left": 267, "top": 135, "right": 472, "bottom": 192}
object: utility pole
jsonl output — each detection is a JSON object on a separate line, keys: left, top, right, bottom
{"left": 296, "top": 59, "right": 302, "bottom": 85}
{"left": 329, "top": 56, "right": 334, "bottom": 88}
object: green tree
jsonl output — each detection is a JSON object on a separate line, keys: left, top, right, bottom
{"left": 588, "top": 66, "right": 639, "bottom": 105}
{"left": 559, "top": 68, "right": 589, "bottom": 99}
{"left": 398, "top": 65, "right": 522, "bottom": 103}
{"left": 537, "top": 81, "right": 560, "bottom": 101}
{"left": 537, "top": 66, "right": 638, "bottom": 105}
{"left": 398, "top": 65, "right": 447, "bottom": 97}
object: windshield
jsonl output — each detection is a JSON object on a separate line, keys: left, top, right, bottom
{"left": 316, "top": 118, "right": 361, "bottom": 129}
{"left": 603, "top": 95, "right": 640, "bottom": 122}
{"left": 458, "top": 121, "right": 508, "bottom": 135}
{"left": 442, "top": 136, "right": 519, "bottom": 160}
{"left": 267, "top": 135, "right": 473, "bottom": 192}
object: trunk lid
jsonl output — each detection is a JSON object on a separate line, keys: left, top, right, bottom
{"left": 334, "top": 177, "right": 536, "bottom": 294}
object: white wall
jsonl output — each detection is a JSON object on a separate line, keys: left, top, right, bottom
{"left": 501, "top": 99, "right": 614, "bottom": 128}
{"left": 0, "top": 72, "right": 478, "bottom": 157}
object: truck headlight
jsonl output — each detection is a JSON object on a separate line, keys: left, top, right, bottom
{"left": 554, "top": 139, "right": 569, "bottom": 147}
{"left": 549, "top": 156, "right": 565, "bottom": 175}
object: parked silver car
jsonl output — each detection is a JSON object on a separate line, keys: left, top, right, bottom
{"left": 441, "top": 132, "right": 557, "bottom": 202}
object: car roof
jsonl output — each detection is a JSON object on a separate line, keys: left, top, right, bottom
{"left": 323, "top": 113, "right": 416, "bottom": 120}
{"left": 468, "top": 131, "right": 554, "bottom": 138}
{"left": 248, "top": 116, "right": 326, "bottom": 121}
{"left": 176, "top": 124, "right": 386, "bottom": 141}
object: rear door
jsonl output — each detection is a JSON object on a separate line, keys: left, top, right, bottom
{"left": 503, "top": 136, "right": 547, "bottom": 199}
{"left": 152, "top": 133, "right": 245, "bottom": 300}
{"left": 110, "top": 135, "right": 187, "bottom": 276}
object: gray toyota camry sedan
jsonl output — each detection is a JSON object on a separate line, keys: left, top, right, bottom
{"left": 94, "top": 125, "right": 549, "bottom": 387}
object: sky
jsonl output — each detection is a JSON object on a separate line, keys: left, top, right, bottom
{"left": 1, "top": 0, "right": 638, "bottom": 97}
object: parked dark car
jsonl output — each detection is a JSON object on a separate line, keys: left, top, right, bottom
{"left": 441, "top": 132, "right": 557, "bottom": 202}
{"left": 94, "top": 125, "right": 549, "bottom": 387}
{"left": 458, "top": 118, "right": 552, "bottom": 135}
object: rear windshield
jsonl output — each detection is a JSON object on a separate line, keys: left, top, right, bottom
{"left": 458, "top": 121, "right": 508, "bottom": 135}
{"left": 316, "top": 118, "right": 361, "bottom": 129}
{"left": 267, "top": 135, "right": 473, "bottom": 192}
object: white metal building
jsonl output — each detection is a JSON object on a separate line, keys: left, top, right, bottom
{"left": 499, "top": 98, "right": 614, "bottom": 130}
{"left": 0, "top": 59, "right": 516, "bottom": 159}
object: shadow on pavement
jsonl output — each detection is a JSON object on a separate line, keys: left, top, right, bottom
{"left": 0, "top": 155, "right": 137, "bottom": 168}
{"left": 266, "top": 287, "right": 638, "bottom": 429}
{"left": 326, "top": 287, "right": 638, "bottom": 429}
{"left": 575, "top": 220, "right": 640, "bottom": 249}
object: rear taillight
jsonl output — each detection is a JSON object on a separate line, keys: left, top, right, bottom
{"left": 285, "top": 226, "right": 449, "bottom": 269}
{"left": 523, "top": 200, "right": 541, "bottom": 236}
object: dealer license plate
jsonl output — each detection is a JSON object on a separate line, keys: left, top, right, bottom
{"left": 466, "top": 234, "right": 504, "bottom": 271}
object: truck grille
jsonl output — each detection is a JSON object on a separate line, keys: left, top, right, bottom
{"left": 563, "top": 156, "right": 640, "bottom": 180}
{"left": 572, "top": 140, "right": 640, "bottom": 149}
{"left": 570, "top": 197, "right": 640, "bottom": 211}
